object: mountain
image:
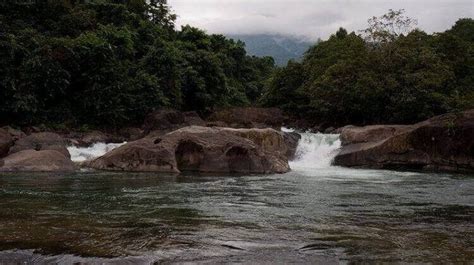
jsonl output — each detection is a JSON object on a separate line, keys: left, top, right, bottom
{"left": 227, "top": 34, "right": 314, "bottom": 66}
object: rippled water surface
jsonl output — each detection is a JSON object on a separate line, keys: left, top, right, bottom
{"left": 0, "top": 168, "right": 473, "bottom": 264}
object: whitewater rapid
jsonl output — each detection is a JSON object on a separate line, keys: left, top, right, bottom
{"left": 66, "top": 130, "right": 342, "bottom": 169}
{"left": 67, "top": 142, "right": 126, "bottom": 163}
{"left": 286, "top": 129, "right": 342, "bottom": 170}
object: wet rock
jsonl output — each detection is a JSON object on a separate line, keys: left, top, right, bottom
{"left": 208, "top": 107, "right": 285, "bottom": 129}
{"left": 334, "top": 110, "right": 474, "bottom": 172}
{"left": 0, "top": 128, "right": 14, "bottom": 158}
{"left": 0, "top": 150, "right": 76, "bottom": 172}
{"left": 8, "top": 132, "right": 70, "bottom": 158}
{"left": 220, "top": 127, "right": 298, "bottom": 160}
{"left": 88, "top": 126, "right": 290, "bottom": 174}
{"left": 282, "top": 132, "right": 301, "bottom": 160}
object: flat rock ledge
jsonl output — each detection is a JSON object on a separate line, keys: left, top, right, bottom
{"left": 87, "top": 126, "right": 291, "bottom": 174}
{"left": 334, "top": 110, "right": 474, "bottom": 173}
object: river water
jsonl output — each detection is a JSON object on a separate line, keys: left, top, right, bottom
{"left": 0, "top": 133, "right": 473, "bottom": 264}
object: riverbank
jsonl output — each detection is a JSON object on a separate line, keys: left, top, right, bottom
{"left": 1, "top": 115, "right": 473, "bottom": 263}
{"left": 1, "top": 108, "right": 473, "bottom": 174}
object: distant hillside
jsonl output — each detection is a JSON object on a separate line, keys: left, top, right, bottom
{"left": 228, "top": 34, "right": 314, "bottom": 66}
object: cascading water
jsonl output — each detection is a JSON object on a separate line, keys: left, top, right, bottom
{"left": 286, "top": 129, "right": 341, "bottom": 170}
{"left": 67, "top": 142, "right": 126, "bottom": 163}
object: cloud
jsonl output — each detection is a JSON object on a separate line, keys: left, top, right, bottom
{"left": 168, "top": 0, "right": 473, "bottom": 41}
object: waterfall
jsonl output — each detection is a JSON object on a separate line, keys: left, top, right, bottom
{"left": 287, "top": 130, "right": 341, "bottom": 170}
{"left": 67, "top": 142, "right": 126, "bottom": 163}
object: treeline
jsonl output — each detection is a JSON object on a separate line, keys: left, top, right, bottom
{"left": 261, "top": 11, "right": 474, "bottom": 126}
{"left": 0, "top": 0, "right": 274, "bottom": 127}
{"left": 1, "top": 4, "right": 472, "bottom": 129}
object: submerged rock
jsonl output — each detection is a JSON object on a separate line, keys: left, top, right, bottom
{"left": 88, "top": 126, "right": 290, "bottom": 174}
{"left": 0, "top": 150, "right": 76, "bottom": 172}
{"left": 334, "top": 110, "right": 474, "bottom": 172}
{"left": 8, "top": 132, "right": 70, "bottom": 158}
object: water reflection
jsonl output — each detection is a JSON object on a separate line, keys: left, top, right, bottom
{"left": 0, "top": 170, "right": 473, "bottom": 263}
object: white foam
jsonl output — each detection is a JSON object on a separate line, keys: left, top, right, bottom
{"left": 289, "top": 132, "right": 341, "bottom": 170}
{"left": 281, "top": 127, "right": 296, "bottom": 133}
{"left": 67, "top": 142, "right": 126, "bottom": 163}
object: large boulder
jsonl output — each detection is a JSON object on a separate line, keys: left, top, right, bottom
{"left": 334, "top": 110, "right": 474, "bottom": 172}
{"left": 339, "top": 125, "right": 414, "bottom": 146}
{"left": 219, "top": 127, "right": 300, "bottom": 161}
{"left": 0, "top": 129, "right": 14, "bottom": 158}
{"left": 221, "top": 127, "right": 287, "bottom": 153}
{"left": 8, "top": 132, "right": 70, "bottom": 158}
{"left": 0, "top": 150, "right": 76, "bottom": 172}
{"left": 87, "top": 126, "right": 290, "bottom": 174}
{"left": 208, "top": 107, "right": 286, "bottom": 129}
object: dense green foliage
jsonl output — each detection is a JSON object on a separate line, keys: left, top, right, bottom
{"left": 262, "top": 12, "right": 474, "bottom": 126}
{"left": 1, "top": 5, "right": 472, "bottom": 128}
{"left": 0, "top": 0, "right": 274, "bottom": 127}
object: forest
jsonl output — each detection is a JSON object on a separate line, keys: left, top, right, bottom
{"left": 0, "top": 0, "right": 275, "bottom": 127}
{"left": 0, "top": 1, "right": 473, "bottom": 128}
{"left": 262, "top": 12, "right": 474, "bottom": 126}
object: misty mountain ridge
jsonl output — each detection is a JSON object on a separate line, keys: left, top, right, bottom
{"left": 228, "top": 34, "right": 315, "bottom": 66}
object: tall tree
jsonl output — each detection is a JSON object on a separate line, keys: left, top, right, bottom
{"left": 362, "top": 9, "right": 418, "bottom": 44}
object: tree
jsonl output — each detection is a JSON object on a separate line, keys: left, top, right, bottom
{"left": 261, "top": 60, "right": 306, "bottom": 114}
{"left": 260, "top": 14, "right": 473, "bottom": 127}
{"left": 0, "top": 0, "right": 275, "bottom": 127}
{"left": 362, "top": 9, "right": 418, "bottom": 44}
{"left": 148, "top": 0, "right": 176, "bottom": 31}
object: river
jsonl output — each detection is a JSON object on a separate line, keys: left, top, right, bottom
{"left": 0, "top": 132, "right": 473, "bottom": 264}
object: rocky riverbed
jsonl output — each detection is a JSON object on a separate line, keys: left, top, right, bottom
{"left": 0, "top": 108, "right": 473, "bottom": 173}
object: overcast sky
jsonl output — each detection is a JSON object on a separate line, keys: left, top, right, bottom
{"left": 168, "top": 0, "right": 473, "bottom": 41}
